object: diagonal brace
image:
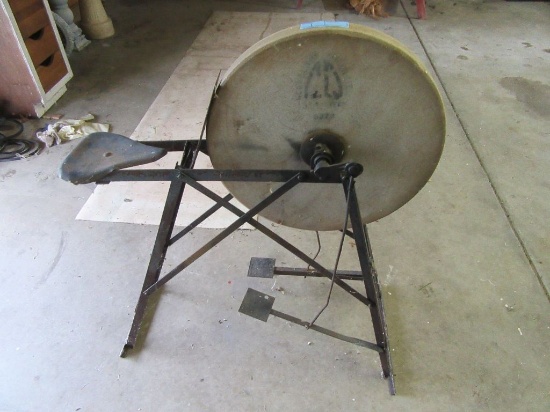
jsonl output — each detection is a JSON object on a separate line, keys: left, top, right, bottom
{"left": 178, "top": 173, "right": 372, "bottom": 307}
{"left": 142, "top": 173, "right": 303, "bottom": 295}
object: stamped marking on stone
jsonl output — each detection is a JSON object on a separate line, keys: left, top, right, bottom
{"left": 304, "top": 59, "right": 343, "bottom": 101}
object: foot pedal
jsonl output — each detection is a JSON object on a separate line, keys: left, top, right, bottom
{"left": 247, "top": 257, "right": 275, "bottom": 278}
{"left": 238, "top": 288, "right": 275, "bottom": 322}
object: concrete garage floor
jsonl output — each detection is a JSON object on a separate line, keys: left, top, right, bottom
{"left": 1, "top": 0, "right": 549, "bottom": 410}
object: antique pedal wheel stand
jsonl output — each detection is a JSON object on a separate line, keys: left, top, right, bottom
{"left": 61, "top": 22, "right": 445, "bottom": 395}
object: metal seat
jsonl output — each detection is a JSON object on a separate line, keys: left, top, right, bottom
{"left": 59, "top": 132, "right": 167, "bottom": 184}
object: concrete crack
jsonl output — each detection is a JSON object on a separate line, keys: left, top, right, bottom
{"left": 400, "top": 0, "right": 549, "bottom": 301}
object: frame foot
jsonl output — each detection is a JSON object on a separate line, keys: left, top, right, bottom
{"left": 120, "top": 343, "right": 133, "bottom": 358}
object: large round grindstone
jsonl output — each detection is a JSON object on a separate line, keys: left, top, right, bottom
{"left": 207, "top": 22, "right": 445, "bottom": 231}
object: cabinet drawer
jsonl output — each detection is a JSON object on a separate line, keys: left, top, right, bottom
{"left": 24, "top": 23, "right": 58, "bottom": 67}
{"left": 36, "top": 49, "right": 68, "bottom": 92}
{"left": 8, "top": 0, "right": 50, "bottom": 38}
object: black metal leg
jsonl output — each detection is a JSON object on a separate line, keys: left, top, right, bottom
{"left": 120, "top": 147, "right": 194, "bottom": 357}
{"left": 344, "top": 177, "right": 396, "bottom": 395}
{"left": 120, "top": 178, "right": 186, "bottom": 357}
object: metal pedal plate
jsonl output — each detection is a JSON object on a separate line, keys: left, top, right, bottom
{"left": 238, "top": 288, "right": 275, "bottom": 322}
{"left": 247, "top": 257, "right": 275, "bottom": 278}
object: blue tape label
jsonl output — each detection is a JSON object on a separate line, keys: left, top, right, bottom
{"left": 300, "top": 21, "right": 350, "bottom": 30}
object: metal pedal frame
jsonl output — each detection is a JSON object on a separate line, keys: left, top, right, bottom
{"left": 96, "top": 139, "right": 396, "bottom": 395}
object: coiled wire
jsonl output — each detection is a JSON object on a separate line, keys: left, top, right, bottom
{"left": 0, "top": 118, "right": 41, "bottom": 162}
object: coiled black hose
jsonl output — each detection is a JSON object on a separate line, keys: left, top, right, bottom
{"left": 0, "top": 118, "right": 41, "bottom": 162}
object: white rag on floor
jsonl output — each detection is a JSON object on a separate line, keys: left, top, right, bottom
{"left": 36, "top": 114, "right": 110, "bottom": 147}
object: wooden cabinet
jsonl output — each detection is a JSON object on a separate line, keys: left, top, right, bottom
{"left": 0, "top": 0, "right": 72, "bottom": 117}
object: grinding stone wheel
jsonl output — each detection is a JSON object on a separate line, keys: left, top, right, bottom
{"left": 207, "top": 22, "right": 445, "bottom": 231}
